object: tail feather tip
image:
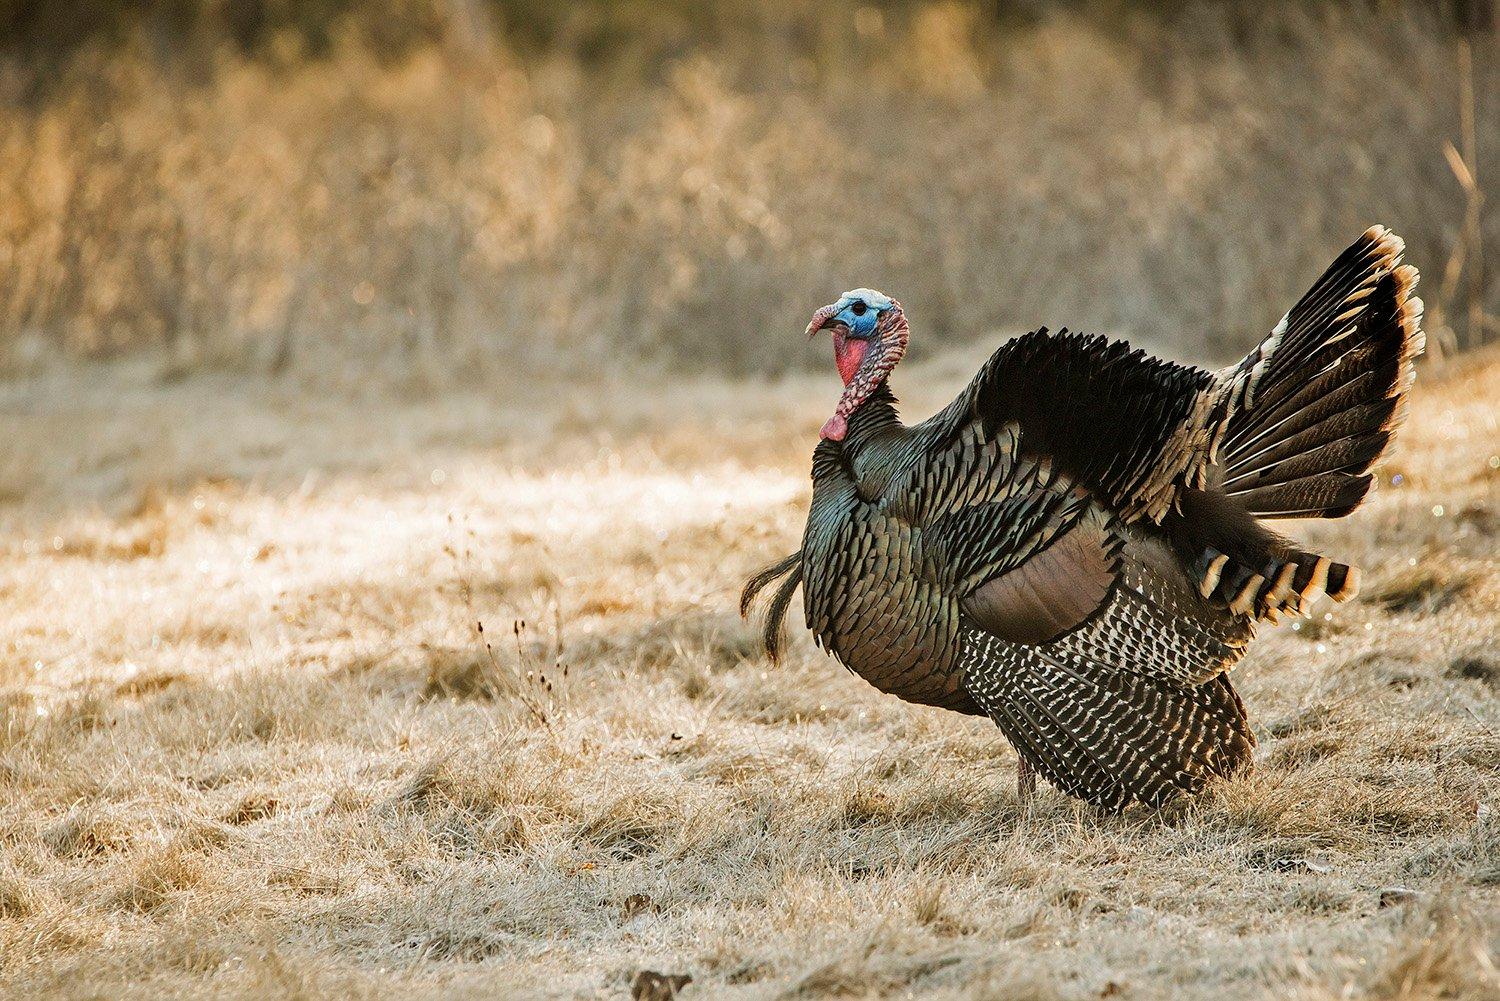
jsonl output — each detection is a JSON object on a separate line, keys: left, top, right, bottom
{"left": 1367, "top": 224, "right": 1405, "bottom": 262}
{"left": 1328, "top": 564, "right": 1360, "bottom": 602}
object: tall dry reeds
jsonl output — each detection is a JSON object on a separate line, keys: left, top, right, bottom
{"left": 0, "top": 2, "right": 1494, "bottom": 386}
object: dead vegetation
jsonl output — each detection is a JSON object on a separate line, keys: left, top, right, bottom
{"left": 0, "top": 342, "right": 1494, "bottom": 998}
{"left": 0, "top": 19, "right": 1496, "bottom": 991}
{"left": 1, "top": 2, "right": 1495, "bottom": 385}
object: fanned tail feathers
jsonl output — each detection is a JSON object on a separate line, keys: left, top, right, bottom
{"left": 1216, "top": 226, "right": 1424, "bottom": 520}
{"left": 1191, "top": 226, "right": 1424, "bottom": 618}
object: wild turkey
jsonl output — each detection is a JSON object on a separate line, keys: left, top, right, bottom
{"left": 743, "top": 227, "right": 1423, "bottom": 811}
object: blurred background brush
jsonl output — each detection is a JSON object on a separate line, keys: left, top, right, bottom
{"left": 0, "top": 0, "right": 1494, "bottom": 388}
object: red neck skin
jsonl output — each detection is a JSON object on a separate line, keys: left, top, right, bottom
{"left": 833, "top": 329, "right": 868, "bottom": 384}
{"left": 821, "top": 308, "right": 908, "bottom": 441}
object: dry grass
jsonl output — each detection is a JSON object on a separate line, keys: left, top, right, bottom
{"left": 2, "top": 6, "right": 1495, "bottom": 995}
{"left": 1, "top": 2, "right": 1495, "bottom": 384}
{"left": 0, "top": 338, "right": 1495, "bottom": 999}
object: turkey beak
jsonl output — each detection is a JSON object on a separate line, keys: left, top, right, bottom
{"left": 806, "top": 304, "right": 841, "bottom": 339}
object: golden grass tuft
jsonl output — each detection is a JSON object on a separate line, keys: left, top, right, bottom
{"left": 0, "top": 865, "right": 47, "bottom": 920}
{"left": 42, "top": 807, "right": 134, "bottom": 859}
{"left": 111, "top": 834, "right": 213, "bottom": 914}
{"left": 1370, "top": 899, "right": 1499, "bottom": 1001}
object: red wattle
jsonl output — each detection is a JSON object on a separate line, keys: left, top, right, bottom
{"left": 833, "top": 332, "right": 868, "bottom": 385}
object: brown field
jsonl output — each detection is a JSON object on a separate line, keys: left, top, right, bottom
{"left": 0, "top": 337, "right": 1496, "bottom": 999}
{"left": 2, "top": 1, "right": 1498, "bottom": 997}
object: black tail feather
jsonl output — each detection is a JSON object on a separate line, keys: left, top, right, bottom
{"left": 1215, "top": 226, "right": 1424, "bottom": 522}
{"left": 1227, "top": 474, "right": 1374, "bottom": 522}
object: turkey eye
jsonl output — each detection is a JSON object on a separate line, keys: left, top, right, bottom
{"left": 851, "top": 301, "right": 867, "bottom": 316}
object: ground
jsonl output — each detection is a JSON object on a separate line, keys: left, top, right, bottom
{"left": 0, "top": 342, "right": 1496, "bottom": 1000}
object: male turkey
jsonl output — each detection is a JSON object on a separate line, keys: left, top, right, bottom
{"left": 743, "top": 227, "right": 1423, "bottom": 810}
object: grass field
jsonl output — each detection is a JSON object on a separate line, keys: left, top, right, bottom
{"left": 0, "top": 336, "right": 1496, "bottom": 999}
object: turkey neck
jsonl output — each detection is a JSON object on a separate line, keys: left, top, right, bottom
{"left": 837, "top": 380, "right": 909, "bottom": 497}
